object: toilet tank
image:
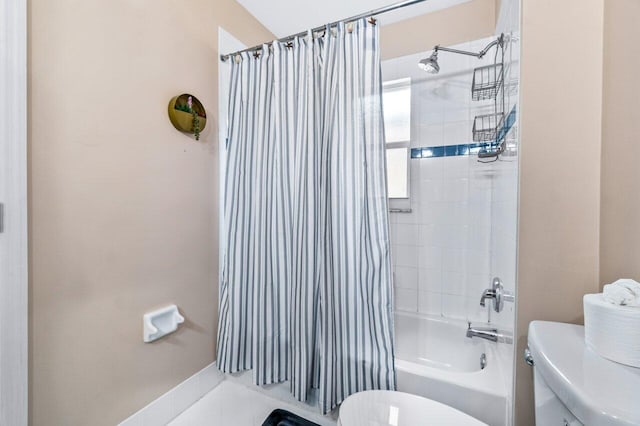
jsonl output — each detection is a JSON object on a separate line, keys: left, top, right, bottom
{"left": 532, "top": 365, "right": 582, "bottom": 425}
{"left": 528, "top": 321, "right": 640, "bottom": 426}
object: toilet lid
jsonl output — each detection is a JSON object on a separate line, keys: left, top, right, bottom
{"left": 338, "top": 390, "right": 486, "bottom": 426}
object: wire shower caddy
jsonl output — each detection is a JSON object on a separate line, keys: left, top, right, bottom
{"left": 471, "top": 36, "right": 507, "bottom": 153}
{"left": 471, "top": 63, "right": 504, "bottom": 101}
{"left": 472, "top": 112, "right": 505, "bottom": 142}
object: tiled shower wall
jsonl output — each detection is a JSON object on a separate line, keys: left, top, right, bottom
{"left": 383, "top": 34, "right": 518, "bottom": 325}
{"left": 389, "top": 155, "right": 493, "bottom": 321}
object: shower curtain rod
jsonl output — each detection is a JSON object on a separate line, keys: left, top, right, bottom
{"left": 220, "top": 0, "right": 430, "bottom": 61}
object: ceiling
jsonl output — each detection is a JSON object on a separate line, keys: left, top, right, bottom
{"left": 236, "top": 0, "right": 472, "bottom": 38}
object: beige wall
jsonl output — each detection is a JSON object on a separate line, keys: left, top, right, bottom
{"left": 28, "top": 1, "right": 272, "bottom": 424}
{"left": 380, "top": 0, "right": 496, "bottom": 60}
{"left": 515, "top": 0, "right": 604, "bottom": 424}
{"left": 600, "top": 0, "right": 640, "bottom": 286}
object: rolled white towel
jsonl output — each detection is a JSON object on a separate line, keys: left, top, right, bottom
{"left": 616, "top": 278, "right": 640, "bottom": 293}
{"left": 603, "top": 278, "right": 640, "bottom": 306}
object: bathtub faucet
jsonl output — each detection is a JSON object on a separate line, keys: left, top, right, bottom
{"left": 479, "top": 277, "right": 514, "bottom": 313}
{"left": 479, "top": 287, "right": 497, "bottom": 307}
{"left": 466, "top": 322, "right": 499, "bottom": 342}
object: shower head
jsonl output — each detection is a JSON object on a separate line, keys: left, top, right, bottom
{"left": 418, "top": 50, "right": 439, "bottom": 74}
{"left": 419, "top": 35, "right": 505, "bottom": 74}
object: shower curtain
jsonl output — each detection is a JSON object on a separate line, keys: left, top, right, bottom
{"left": 217, "top": 19, "right": 395, "bottom": 414}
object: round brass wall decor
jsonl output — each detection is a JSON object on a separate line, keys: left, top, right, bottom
{"left": 168, "top": 94, "right": 207, "bottom": 140}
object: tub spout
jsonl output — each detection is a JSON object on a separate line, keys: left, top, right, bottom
{"left": 466, "top": 322, "right": 499, "bottom": 342}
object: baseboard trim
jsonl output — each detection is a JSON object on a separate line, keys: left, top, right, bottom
{"left": 118, "top": 362, "right": 225, "bottom": 426}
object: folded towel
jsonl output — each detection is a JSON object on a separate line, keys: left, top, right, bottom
{"left": 617, "top": 278, "right": 640, "bottom": 293}
{"left": 603, "top": 278, "right": 640, "bottom": 306}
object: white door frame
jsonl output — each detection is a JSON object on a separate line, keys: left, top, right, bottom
{"left": 0, "top": 0, "right": 28, "bottom": 424}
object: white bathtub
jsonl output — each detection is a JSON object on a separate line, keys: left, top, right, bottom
{"left": 394, "top": 312, "right": 510, "bottom": 426}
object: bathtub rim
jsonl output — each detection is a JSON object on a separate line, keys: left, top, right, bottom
{"left": 393, "top": 310, "right": 511, "bottom": 399}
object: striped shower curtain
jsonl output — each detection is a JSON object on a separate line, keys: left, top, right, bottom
{"left": 217, "top": 18, "right": 395, "bottom": 414}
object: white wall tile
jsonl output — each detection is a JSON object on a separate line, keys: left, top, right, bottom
{"left": 442, "top": 248, "right": 464, "bottom": 272}
{"left": 444, "top": 107, "right": 469, "bottom": 124}
{"left": 389, "top": 221, "right": 398, "bottom": 238}
{"left": 443, "top": 156, "right": 470, "bottom": 179}
{"left": 470, "top": 200, "right": 492, "bottom": 225}
{"left": 440, "top": 224, "right": 468, "bottom": 249}
{"left": 394, "top": 266, "right": 418, "bottom": 290}
{"left": 418, "top": 268, "right": 442, "bottom": 293}
{"left": 467, "top": 225, "right": 490, "bottom": 252}
{"left": 418, "top": 246, "right": 442, "bottom": 269}
{"left": 443, "top": 179, "right": 469, "bottom": 203}
{"left": 418, "top": 291, "right": 442, "bottom": 316}
{"left": 393, "top": 245, "right": 419, "bottom": 267}
{"left": 442, "top": 270, "right": 466, "bottom": 296}
{"left": 419, "top": 158, "right": 444, "bottom": 180}
{"left": 390, "top": 245, "right": 397, "bottom": 266}
{"left": 421, "top": 124, "right": 444, "bottom": 146}
{"left": 392, "top": 223, "right": 420, "bottom": 246}
{"left": 395, "top": 288, "right": 418, "bottom": 312}
{"left": 418, "top": 224, "right": 438, "bottom": 246}
{"left": 419, "top": 179, "right": 444, "bottom": 202}
{"left": 443, "top": 122, "right": 464, "bottom": 145}
{"left": 441, "top": 202, "right": 470, "bottom": 225}
{"left": 442, "top": 295, "right": 466, "bottom": 319}
{"left": 418, "top": 201, "right": 446, "bottom": 225}
{"left": 466, "top": 249, "right": 491, "bottom": 275}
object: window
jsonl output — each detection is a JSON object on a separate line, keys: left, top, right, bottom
{"left": 382, "top": 78, "right": 411, "bottom": 199}
{"left": 386, "top": 147, "right": 409, "bottom": 198}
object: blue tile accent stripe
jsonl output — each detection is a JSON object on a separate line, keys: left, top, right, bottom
{"left": 411, "top": 106, "right": 517, "bottom": 159}
{"left": 410, "top": 143, "right": 492, "bottom": 159}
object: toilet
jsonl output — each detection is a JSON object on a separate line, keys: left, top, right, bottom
{"left": 528, "top": 321, "right": 640, "bottom": 425}
{"left": 338, "top": 390, "right": 486, "bottom": 426}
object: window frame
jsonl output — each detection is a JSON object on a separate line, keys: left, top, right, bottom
{"left": 382, "top": 78, "right": 412, "bottom": 203}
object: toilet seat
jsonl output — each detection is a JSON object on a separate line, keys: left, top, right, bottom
{"left": 337, "top": 390, "right": 486, "bottom": 426}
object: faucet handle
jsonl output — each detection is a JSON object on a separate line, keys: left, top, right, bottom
{"left": 482, "top": 277, "right": 514, "bottom": 313}
{"left": 479, "top": 277, "right": 513, "bottom": 312}
{"left": 493, "top": 277, "right": 504, "bottom": 312}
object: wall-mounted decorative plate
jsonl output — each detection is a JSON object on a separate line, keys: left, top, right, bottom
{"left": 168, "top": 94, "right": 206, "bottom": 140}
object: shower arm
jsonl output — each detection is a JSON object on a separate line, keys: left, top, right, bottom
{"left": 434, "top": 35, "right": 503, "bottom": 59}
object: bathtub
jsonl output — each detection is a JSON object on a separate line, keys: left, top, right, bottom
{"left": 394, "top": 312, "right": 511, "bottom": 426}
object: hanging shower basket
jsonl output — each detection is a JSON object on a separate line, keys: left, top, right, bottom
{"left": 471, "top": 63, "right": 504, "bottom": 101}
{"left": 472, "top": 112, "right": 504, "bottom": 142}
